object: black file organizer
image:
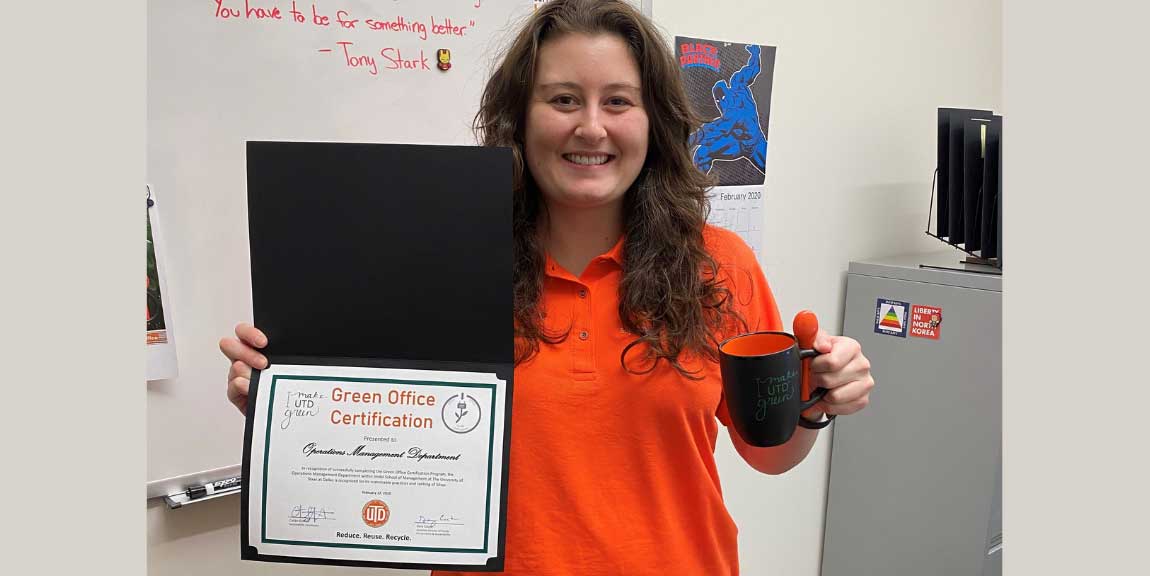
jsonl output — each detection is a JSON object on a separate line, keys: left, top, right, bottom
{"left": 928, "top": 108, "right": 1003, "bottom": 271}
{"left": 239, "top": 141, "right": 514, "bottom": 571}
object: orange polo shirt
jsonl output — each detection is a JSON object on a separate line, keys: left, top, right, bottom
{"left": 435, "top": 225, "right": 781, "bottom": 576}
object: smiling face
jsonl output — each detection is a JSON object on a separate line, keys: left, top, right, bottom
{"left": 524, "top": 33, "right": 650, "bottom": 212}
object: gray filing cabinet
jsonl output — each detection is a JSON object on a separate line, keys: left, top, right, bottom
{"left": 821, "top": 252, "right": 1002, "bottom": 576}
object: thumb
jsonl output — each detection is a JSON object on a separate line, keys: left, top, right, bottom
{"left": 813, "top": 330, "right": 835, "bottom": 354}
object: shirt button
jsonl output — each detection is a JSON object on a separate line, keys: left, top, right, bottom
{"left": 578, "top": 289, "right": 587, "bottom": 299}
{"left": 579, "top": 331, "right": 589, "bottom": 340}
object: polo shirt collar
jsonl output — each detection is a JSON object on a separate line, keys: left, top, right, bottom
{"left": 602, "top": 234, "right": 625, "bottom": 266}
{"left": 544, "top": 234, "right": 625, "bottom": 280}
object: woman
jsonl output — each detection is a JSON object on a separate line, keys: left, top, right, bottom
{"left": 221, "top": 1, "right": 874, "bottom": 574}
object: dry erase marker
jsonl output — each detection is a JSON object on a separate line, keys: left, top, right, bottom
{"left": 186, "top": 476, "right": 242, "bottom": 500}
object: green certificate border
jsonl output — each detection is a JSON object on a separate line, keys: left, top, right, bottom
{"left": 261, "top": 375, "right": 498, "bottom": 553}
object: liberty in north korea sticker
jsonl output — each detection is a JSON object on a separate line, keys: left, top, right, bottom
{"left": 874, "top": 298, "right": 910, "bottom": 338}
{"left": 910, "top": 304, "right": 942, "bottom": 340}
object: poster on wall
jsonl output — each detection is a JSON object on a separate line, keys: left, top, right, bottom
{"left": 676, "top": 36, "right": 777, "bottom": 259}
{"left": 147, "top": 185, "right": 178, "bottom": 381}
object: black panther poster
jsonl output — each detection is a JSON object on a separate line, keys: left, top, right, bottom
{"left": 676, "top": 36, "right": 776, "bottom": 187}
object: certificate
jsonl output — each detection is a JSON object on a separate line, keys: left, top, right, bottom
{"left": 242, "top": 141, "right": 514, "bottom": 570}
{"left": 242, "top": 362, "right": 510, "bottom": 570}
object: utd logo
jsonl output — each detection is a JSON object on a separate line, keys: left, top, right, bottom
{"left": 362, "top": 499, "right": 390, "bottom": 528}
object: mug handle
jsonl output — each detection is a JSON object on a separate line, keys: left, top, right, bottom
{"left": 794, "top": 310, "right": 836, "bottom": 430}
{"left": 796, "top": 357, "right": 835, "bottom": 429}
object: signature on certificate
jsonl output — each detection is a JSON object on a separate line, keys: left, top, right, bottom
{"left": 290, "top": 505, "right": 336, "bottom": 523}
{"left": 415, "top": 513, "right": 464, "bottom": 528}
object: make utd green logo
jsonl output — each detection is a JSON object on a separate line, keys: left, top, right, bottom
{"left": 754, "top": 370, "right": 798, "bottom": 421}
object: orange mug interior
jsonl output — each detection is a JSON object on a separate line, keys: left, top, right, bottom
{"left": 720, "top": 332, "right": 795, "bottom": 357}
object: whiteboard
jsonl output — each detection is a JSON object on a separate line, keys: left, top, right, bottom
{"left": 147, "top": 0, "right": 650, "bottom": 493}
{"left": 145, "top": 0, "right": 549, "bottom": 491}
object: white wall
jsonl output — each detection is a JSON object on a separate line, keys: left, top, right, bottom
{"left": 650, "top": 1, "right": 1001, "bottom": 574}
{"left": 147, "top": 1, "right": 1001, "bottom": 575}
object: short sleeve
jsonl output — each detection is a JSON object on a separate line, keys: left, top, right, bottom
{"left": 704, "top": 226, "right": 782, "bottom": 427}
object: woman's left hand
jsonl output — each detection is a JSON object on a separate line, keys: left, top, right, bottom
{"left": 806, "top": 330, "right": 874, "bottom": 416}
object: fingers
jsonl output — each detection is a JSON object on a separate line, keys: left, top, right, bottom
{"left": 236, "top": 323, "right": 268, "bottom": 349}
{"left": 219, "top": 335, "right": 269, "bottom": 370}
{"left": 221, "top": 323, "right": 267, "bottom": 417}
{"left": 812, "top": 329, "right": 835, "bottom": 354}
{"left": 806, "top": 335, "right": 874, "bottom": 416}
{"left": 227, "top": 374, "right": 250, "bottom": 415}
{"left": 820, "top": 376, "right": 874, "bottom": 415}
{"left": 810, "top": 336, "right": 863, "bottom": 378}
{"left": 228, "top": 360, "right": 252, "bottom": 382}
{"left": 812, "top": 353, "right": 870, "bottom": 391}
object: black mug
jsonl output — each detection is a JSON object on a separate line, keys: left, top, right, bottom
{"left": 719, "top": 310, "right": 835, "bottom": 447}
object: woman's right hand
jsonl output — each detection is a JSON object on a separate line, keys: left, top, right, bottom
{"left": 219, "top": 322, "right": 269, "bottom": 415}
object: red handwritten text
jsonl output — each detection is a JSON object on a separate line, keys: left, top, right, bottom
{"left": 245, "top": 0, "right": 282, "bottom": 20}
{"left": 211, "top": 1, "right": 488, "bottom": 78}
{"left": 337, "top": 42, "right": 377, "bottom": 75}
{"left": 214, "top": 0, "right": 282, "bottom": 20}
{"left": 381, "top": 47, "right": 430, "bottom": 71}
{"left": 214, "top": 0, "right": 240, "bottom": 19}
{"left": 312, "top": 3, "right": 330, "bottom": 26}
{"left": 364, "top": 16, "right": 428, "bottom": 41}
{"left": 430, "top": 17, "right": 474, "bottom": 37}
{"left": 336, "top": 10, "right": 358, "bottom": 29}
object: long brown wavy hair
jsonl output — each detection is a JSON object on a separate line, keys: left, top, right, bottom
{"left": 473, "top": 0, "right": 746, "bottom": 377}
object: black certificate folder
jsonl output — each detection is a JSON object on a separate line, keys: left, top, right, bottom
{"left": 245, "top": 141, "right": 513, "bottom": 365}
{"left": 241, "top": 141, "right": 513, "bottom": 571}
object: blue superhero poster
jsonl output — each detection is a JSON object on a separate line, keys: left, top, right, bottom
{"left": 676, "top": 37, "right": 776, "bottom": 187}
